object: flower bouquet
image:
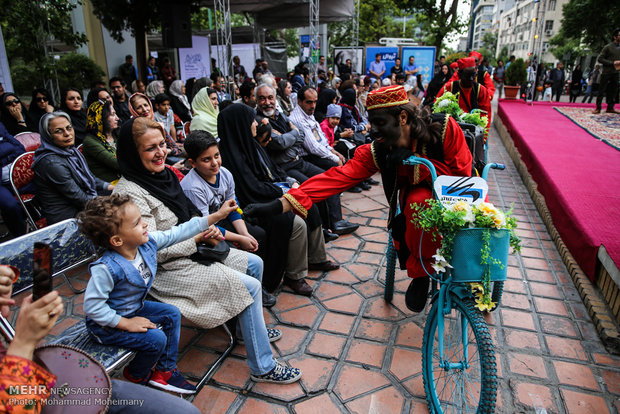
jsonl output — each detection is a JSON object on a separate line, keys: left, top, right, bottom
{"left": 412, "top": 200, "right": 521, "bottom": 311}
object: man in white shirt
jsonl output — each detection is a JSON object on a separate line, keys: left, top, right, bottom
{"left": 289, "top": 86, "right": 345, "bottom": 169}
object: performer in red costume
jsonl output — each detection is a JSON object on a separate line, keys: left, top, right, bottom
{"left": 469, "top": 51, "right": 496, "bottom": 97}
{"left": 245, "top": 85, "right": 472, "bottom": 312}
{"left": 436, "top": 57, "right": 492, "bottom": 141}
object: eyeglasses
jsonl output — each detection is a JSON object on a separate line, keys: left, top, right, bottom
{"left": 36, "top": 97, "right": 49, "bottom": 102}
{"left": 4, "top": 99, "right": 20, "bottom": 106}
{"left": 51, "top": 125, "right": 74, "bottom": 135}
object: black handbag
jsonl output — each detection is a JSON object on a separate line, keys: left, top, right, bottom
{"left": 190, "top": 240, "right": 230, "bottom": 266}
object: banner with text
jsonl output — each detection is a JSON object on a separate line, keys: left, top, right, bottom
{"left": 365, "top": 47, "right": 398, "bottom": 80}
{"left": 401, "top": 46, "right": 436, "bottom": 87}
{"left": 179, "top": 36, "right": 211, "bottom": 82}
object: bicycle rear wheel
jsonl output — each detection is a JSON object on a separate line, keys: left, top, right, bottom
{"left": 422, "top": 293, "right": 497, "bottom": 413}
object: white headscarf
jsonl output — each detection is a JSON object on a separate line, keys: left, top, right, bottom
{"left": 169, "top": 80, "right": 191, "bottom": 111}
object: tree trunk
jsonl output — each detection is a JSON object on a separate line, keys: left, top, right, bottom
{"left": 135, "top": 25, "right": 148, "bottom": 83}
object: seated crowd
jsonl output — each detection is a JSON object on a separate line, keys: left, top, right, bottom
{"left": 0, "top": 52, "right": 486, "bottom": 395}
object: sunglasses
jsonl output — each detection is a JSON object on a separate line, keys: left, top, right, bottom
{"left": 4, "top": 99, "right": 20, "bottom": 106}
{"left": 36, "top": 97, "right": 49, "bottom": 102}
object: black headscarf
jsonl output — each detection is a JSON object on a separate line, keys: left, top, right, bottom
{"left": 27, "top": 88, "right": 55, "bottom": 131}
{"left": 217, "top": 104, "right": 288, "bottom": 207}
{"left": 1, "top": 93, "right": 29, "bottom": 135}
{"left": 116, "top": 118, "right": 200, "bottom": 223}
{"left": 60, "top": 88, "right": 87, "bottom": 143}
{"left": 315, "top": 88, "right": 337, "bottom": 124}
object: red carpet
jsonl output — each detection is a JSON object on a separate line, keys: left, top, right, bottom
{"left": 498, "top": 100, "right": 620, "bottom": 281}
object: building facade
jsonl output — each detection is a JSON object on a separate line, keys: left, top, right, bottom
{"left": 495, "top": 0, "right": 567, "bottom": 64}
{"left": 471, "top": 0, "right": 496, "bottom": 50}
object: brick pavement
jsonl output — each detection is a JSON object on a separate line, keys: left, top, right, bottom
{"left": 9, "top": 113, "right": 619, "bottom": 413}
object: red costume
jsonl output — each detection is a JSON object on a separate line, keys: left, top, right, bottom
{"left": 284, "top": 86, "right": 472, "bottom": 279}
{"left": 447, "top": 54, "right": 495, "bottom": 98}
{"left": 436, "top": 59, "right": 492, "bottom": 141}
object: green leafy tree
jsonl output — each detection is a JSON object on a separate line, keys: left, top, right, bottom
{"left": 0, "top": 0, "right": 87, "bottom": 93}
{"left": 549, "top": 37, "right": 585, "bottom": 66}
{"left": 394, "top": 0, "right": 469, "bottom": 52}
{"left": 56, "top": 53, "right": 106, "bottom": 91}
{"left": 478, "top": 32, "right": 498, "bottom": 66}
{"left": 556, "top": 0, "right": 620, "bottom": 53}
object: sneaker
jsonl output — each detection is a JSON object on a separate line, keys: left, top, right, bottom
{"left": 149, "top": 369, "right": 196, "bottom": 394}
{"left": 250, "top": 361, "right": 302, "bottom": 384}
{"left": 123, "top": 367, "right": 151, "bottom": 385}
{"left": 238, "top": 328, "right": 282, "bottom": 344}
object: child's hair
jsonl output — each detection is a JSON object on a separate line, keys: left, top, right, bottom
{"left": 184, "top": 130, "right": 218, "bottom": 160}
{"left": 78, "top": 194, "right": 133, "bottom": 249}
{"left": 154, "top": 93, "right": 170, "bottom": 105}
{"left": 255, "top": 116, "right": 272, "bottom": 138}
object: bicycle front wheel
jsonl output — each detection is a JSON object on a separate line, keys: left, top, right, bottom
{"left": 422, "top": 293, "right": 497, "bottom": 413}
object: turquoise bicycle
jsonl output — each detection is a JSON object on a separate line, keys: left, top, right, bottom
{"left": 385, "top": 156, "right": 509, "bottom": 413}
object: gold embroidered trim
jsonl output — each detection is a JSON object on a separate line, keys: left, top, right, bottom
{"left": 366, "top": 99, "right": 410, "bottom": 111}
{"left": 441, "top": 114, "right": 448, "bottom": 142}
{"left": 283, "top": 193, "right": 308, "bottom": 219}
{"left": 370, "top": 142, "right": 380, "bottom": 170}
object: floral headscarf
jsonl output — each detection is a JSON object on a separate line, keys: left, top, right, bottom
{"left": 86, "top": 100, "right": 115, "bottom": 153}
{"left": 128, "top": 93, "right": 154, "bottom": 119}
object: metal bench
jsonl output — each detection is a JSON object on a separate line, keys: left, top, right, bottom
{"left": 0, "top": 218, "right": 235, "bottom": 396}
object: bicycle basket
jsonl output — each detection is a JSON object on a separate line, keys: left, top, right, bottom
{"left": 450, "top": 228, "right": 510, "bottom": 283}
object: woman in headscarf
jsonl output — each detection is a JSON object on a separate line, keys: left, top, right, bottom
{"left": 276, "top": 80, "right": 294, "bottom": 116}
{"left": 0, "top": 121, "right": 28, "bottom": 236}
{"left": 1, "top": 93, "right": 30, "bottom": 136}
{"left": 145, "top": 80, "right": 165, "bottom": 102}
{"left": 112, "top": 116, "right": 302, "bottom": 384}
{"left": 85, "top": 87, "right": 113, "bottom": 109}
{"left": 60, "top": 87, "right": 87, "bottom": 145}
{"left": 191, "top": 77, "right": 212, "bottom": 106}
{"left": 189, "top": 87, "right": 219, "bottom": 137}
{"left": 82, "top": 100, "right": 120, "bottom": 182}
{"left": 168, "top": 80, "right": 192, "bottom": 122}
{"left": 218, "top": 104, "right": 338, "bottom": 296}
{"left": 314, "top": 88, "right": 338, "bottom": 124}
{"left": 423, "top": 63, "right": 452, "bottom": 106}
{"left": 338, "top": 88, "right": 370, "bottom": 138}
{"left": 26, "top": 88, "right": 55, "bottom": 131}
{"left": 128, "top": 92, "right": 185, "bottom": 165}
{"left": 32, "top": 112, "right": 113, "bottom": 224}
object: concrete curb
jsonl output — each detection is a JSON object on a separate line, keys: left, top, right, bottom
{"left": 494, "top": 115, "right": 620, "bottom": 355}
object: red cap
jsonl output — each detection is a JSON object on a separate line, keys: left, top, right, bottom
{"left": 469, "top": 51, "right": 482, "bottom": 62}
{"left": 458, "top": 57, "right": 476, "bottom": 70}
{"left": 366, "top": 85, "right": 410, "bottom": 111}
{"left": 450, "top": 62, "right": 459, "bottom": 70}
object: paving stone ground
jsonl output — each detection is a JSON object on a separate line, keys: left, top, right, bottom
{"left": 9, "top": 108, "right": 620, "bottom": 413}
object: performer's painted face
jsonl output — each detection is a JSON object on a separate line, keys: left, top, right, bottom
{"left": 368, "top": 109, "right": 401, "bottom": 146}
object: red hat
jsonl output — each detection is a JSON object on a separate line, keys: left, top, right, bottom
{"left": 469, "top": 51, "right": 482, "bottom": 61}
{"left": 450, "top": 62, "right": 459, "bottom": 70}
{"left": 366, "top": 85, "right": 409, "bottom": 111}
{"left": 458, "top": 57, "right": 476, "bottom": 70}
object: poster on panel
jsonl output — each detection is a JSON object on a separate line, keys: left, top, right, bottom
{"left": 401, "top": 46, "right": 436, "bottom": 87}
{"left": 333, "top": 47, "right": 363, "bottom": 77}
{"left": 365, "top": 47, "right": 399, "bottom": 80}
{"left": 179, "top": 36, "right": 211, "bottom": 82}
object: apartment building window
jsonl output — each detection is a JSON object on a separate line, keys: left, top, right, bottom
{"left": 545, "top": 20, "right": 554, "bottom": 31}
{"left": 548, "top": 0, "right": 556, "bottom": 11}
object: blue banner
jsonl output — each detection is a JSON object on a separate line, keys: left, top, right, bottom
{"left": 401, "top": 46, "right": 436, "bottom": 87}
{"left": 365, "top": 47, "right": 398, "bottom": 80}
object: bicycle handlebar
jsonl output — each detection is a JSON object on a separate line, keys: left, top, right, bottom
{"left": 482, "top": 163, "right": 505, "bottom": 180}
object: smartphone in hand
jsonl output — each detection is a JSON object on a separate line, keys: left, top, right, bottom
{"left": 33, "top": 242, "right": 53, "bottom": 301}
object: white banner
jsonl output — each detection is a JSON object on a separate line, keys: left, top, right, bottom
{"left": 179, "top": 36, "right": 211, "bottom": 82}
{"left": 434, "top": 176, "right": 488, "bottom": 206}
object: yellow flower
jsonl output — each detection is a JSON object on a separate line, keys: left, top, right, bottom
{"left": 452, "top": 200, "right": 471, "bottom": 212}
{"left": 477, "top": 202, "right": 498, "bottom": 217}
{"left": 492, "top": 210, "right": 506, "bottom": 228}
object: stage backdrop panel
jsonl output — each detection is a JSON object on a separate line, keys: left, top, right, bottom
{"left": 179, "top": 36, "right": 211, "bottom": 82}
{"left": 211, "top": 43, "right": 261, "bottom": 78}
{"left": 401, "top": 46, "right": 436, "bottom": 87}
{"left": 365, "top": 47, "right": 398, "bottom": 80}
